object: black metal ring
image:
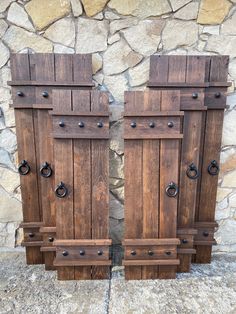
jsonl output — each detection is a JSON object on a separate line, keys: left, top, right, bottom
{"left": 18, "top": 160, "right": 30, "bottom": 175}
{"left": 207, "top": 160, "right": 219, "bottom": 176}
{"left": 165, "top": 182, "right": 178, "bottom": 197}
{"left": 55, "top": 181, "right": 68, "bottom": 198}
{"left": 40, "top": 162, "right": 52, "bottom": 178}
{"left": 186, "top": 163, "right": 199, "bottom": 180}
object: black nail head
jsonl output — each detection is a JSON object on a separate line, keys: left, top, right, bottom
{"left": 168, "top": 121, "right": 174, "bottom": 128}
{"left": 203, "top": 231, "right": 209, "bottom": 237}
{"left": 165, "top": 251, "right": 171, "bottom": 255}
{"left": 17, "top": 91, "right": 24, "bottom": 97}
{"left": 42, "top": 91, "right": 49, "bottom": 98}
{"left": 97, "top": 250, "right": 103, "bottom": 256}
{"left": 80, "top": 250, "right": 85, "bottom": 256}
{"left": 28, "top": 233, "right": 34, "bottom": 238}
{"left": 182, "top": 239, "right": 188, "bottom": 244}
{"left": 215, "top": 92, "right": 221, "bottom": 98}
{"left": 192, "top": 93, "right": 198, "bottom": 99}
{"left": 148, "top": 250, "right": 154, "bottom": 256}
{"left": 78, "top": 121, "right": 84, "bottom": 128}
{"left": 59, "top": 121, "right": 65, "bottom": 127}
{"left": 97, "top": 122, "right": 103, "bottom": 128}
{"left": 48, "top": 237, "right": 54, "bottom": 242}
{"left": 131, "top": 250, "right": 136, "bottom": 256}
{"left": 149, "top": 122, "right": 155, "bottom": 128}
{"left": 62, "top": 251, "right": 68, "bottom": 256}
{"left": 130, "top": 122, "right": 136, "bottom": 128}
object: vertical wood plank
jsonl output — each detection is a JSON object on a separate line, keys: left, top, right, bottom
{"left": 53, "top": 90, "right": 74, "bottom": 280}
{"left": 73, "top": 90, "right": 92, "bottom": 279}
{"left": 91, "top": 91, "right": 110, "bottom": 279}
{"left": 11, "top": 53, "right": 43, "bottom": 264}
{"left": 159, "top": 90, "right": 180, "bottom": 279}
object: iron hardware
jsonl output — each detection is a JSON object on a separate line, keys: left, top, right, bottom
{"left": 79, "top": 250, "right": 85, "bottom": 256}
{"left": 17, "top": 90, "right": 24, "bottom": 97}
{"left": 149, "top": 122, "right": 155, "bottom": 128}
{"left": 203, "top": 231, "right": 209, "bottom": 237}
{"left": 28, "top": 233, "right": 34, "bottom": 238}
{"left": 168, "top": 121, "right": 174, "bottom": 128}
{"left": 131, "top": 250, "right": 136, "bottom": 256}
{"left": 18, "top": 160, "right": 30, "bottom": 175}
{"left": 48, "top": 237, "right": 54, "bottom": 242}
{"left": 182, "top": 239, "right": 188, "bottom": 244}
{"left": 59, "top": 121, "right": 65, "bottom": 127}
{"left": 186, "top": 163, "right": 199, "bottom": 180}
{"left": 215, "top": 92, "right": 221, "bottom": 98}
{"left": 165, "top": 251, "right": 171, "bottom": 255}
{"left": 40, "top": 162, "right": 52, "bottom": 178}
{"left": 192, "top": 93, "right": 198, "bottom": 99}
{"left": 165, "top": 182, "right": 178, "bottom": 197}
{"left": 42, "top": 91, "right": 49, "bottom": 98}
{"left": 55, "top": 181, "right": 68, "bottom": 198}
{"left": 148, "top": 250, "right": 154, "bottom": 256}
{"left": 78, "top": 121, "right": 84, "bottom": 128}
{"left": 97, "top": 122, "right": 103, "bottom": 128}
{"left": 130, "top": 122, "right": 136, "bottom": 128}
{"left": 207, "top": 160, "right": 219, "bottom": 176}
{"left": 62, "top": 251, "right": 68, "bottom": 256}
{"left": 97, "top": 250, "right": 103, "bottom": 256}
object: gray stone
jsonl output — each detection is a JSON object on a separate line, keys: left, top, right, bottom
{"left": 110, "top": 17, "right": 138, "bottom": 35}
{"left": 123, "top": 20, "right": 165, "bottom": 56}
{"left": 70, "top": 0, "right": 83, "bottom": 17}
{"left": 0, "top": 19, "right": 8, "bottom": 38}
{"left": 206, "top": 35, "right": 236, "bottom": 57}
{"left": 170, "top": 0, "right": 192, "bottom": 11}
{"left": 0, "top": 187, "right": 22, "bottom": 223}
{"left": 0, "top": 148, "right": 14, "bottom": 169}
{"left": 110, "top": 217, "right": 124, "bottom": 244}
{"left": 108, "top": 33, "right": 120, "bottom": 45}
{"left": 0, "top": 66, "right": 11, "bottom": 87}
{"left": 7, "top": 3, "right": 34, "bottom": 32}
{"left": 111, "top": 185, "right": 124, "bottom": 202}
{"left": 222, "top": 169, "right": 236, "bottom": 188}
{"left": 109, "top": 104, "right": 124, "bottom": 122}
{"left": 0, "top": 0, "right": 14, "bottom": 13}
{"left": 174, "top": 2, "right": 199, "bottom": 20}
{"left": 92, "top": 53, "right": 102, "bottom": 74}
{"left": 0, "top": 129, "right": 17, "bottom": 153}
{"left": 104, "top": 74, "right": 128, "bottom": 102}
{"left": 54, "top": 44, "right": 74, "bottom": 54}
{"left": 93, "top": 73, "right": 104, "bottom": 85}
{"left": 103, "top": 39, "right": 142, "bottom": 75}
{"left": 202, "top": 25, "right": 220, "bottom": 35}
{"left": 110, "top": 120, "right": 124, "bottom": 155}
{"left": 105, "top": 11, "right": 120, "bottom": 20}
{"left": 229, "top": 59, "right": 236, "bottom": 82}
{"left": 0, "top": 167, "right": 19, "bottom": 193}
{"left": 215, "top": 220, "right": 236, "bottom": 245}
{"left": 110, "top": 193, "right": 124, "bottom": 220}
{"left": 0, "top": 222, "right": 18, "bottom": 247}
{"left": 110, "top": 149, "right": 123, "bottom": 181}
{"left": 222, "top": 110, "right": 236, "bottom": 146}
{"left": 76, "top": 18, "right": 108, "bottom": 53}
{"left": 162, "top": 20, "right": 199, "bottom": 50}
{"left": 3, "top": 25, "right": 53, "bottom": 52}
{"left": 44, "top": 18, "right": 75, "bottom": 48}
{"left": 129, "top": 58, "right": 150, "bottom": 87}
{"left": 0, "top": 42, "right": 9, "bottom": 69}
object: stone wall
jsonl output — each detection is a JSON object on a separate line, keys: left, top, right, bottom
{"left": 0, "top": 0, "right": 236, "bottom": 252}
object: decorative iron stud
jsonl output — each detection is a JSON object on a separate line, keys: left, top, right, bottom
{"left": 42, "top": 91, "right": 49, "bottom": 98}
{"left": 17, "top": 91, "right": 24, "bottom": 97}
{"left": 192, "top": 93, "right": 198, "bottom": 99}
{"left": 168, "top": 121, "right": 174, "bottom": 128}
{"left": 62, "top": 251, "right": 68, "bottom": 256}
{"left": 59, "top": 121, "right": 65, "bottom": 127}
{"left": 78, "top": 121, "right": 85, "bottom": 128}
{"left": 130, "top": 121, "right": 136, "bottom": 128}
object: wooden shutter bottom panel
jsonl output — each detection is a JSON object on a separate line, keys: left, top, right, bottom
{"left": 52, "top": 90, "right": 111, "bottom": 280}
{"left": 123, "top": 90, "right": 182, "bottom": 280}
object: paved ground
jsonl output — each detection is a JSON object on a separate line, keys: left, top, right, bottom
{"left": 0, "top": 251, "right": 236, "bottom": 314}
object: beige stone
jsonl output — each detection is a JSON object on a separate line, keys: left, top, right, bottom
{"left": 110, "top": 120, "right": 124, "bottom": 155}
{"left": 70, "top": 0, "right": 83, "bottom": 17}
{"left": 0, "top": 19, "right": 8, "bottom": 38}
{"left": 44, "top": 18, "right": 75, "bottom": 47}
{"left": 170, "top": 0, "right": 191, "bottom": 11}
{"left": 108, "top": 0, "right": 171, "bottom": 18}
{"left": 226, "top": 93, "right": 236, "bottom": 110}
{"left": 206, "top": 35, "right": 236, "bottom": 57}
{"left": 81, "top": 0, "right": 108, "bottom": 17}
{"left": 105, "top": 10, "right": 120, "bottom": 20}
{"left": 0, "top": 129, "right": 16, "bottom": 153}
{"left": 93, "top": 73, "right": 104, "bottom": 85}
{"left": 197, "top": 0, "right": 231, "bottom": 25}
{"left": 222, "top": 110, "right": 236, "bottom": 146}
{"left": 0, "top": 0, "right": 14, "bottom": 13}
{"left": 229, "top": 59, "right": 236, "bottom": 82}
{"left": 103, "top": 39, "right": 142, "bottom": 75}
{"left": 108, "top": 33, "right": 120, "bottom": 45}
{"left": 222, "top": 12, "right": 236, "bottom": 35}
{"left": 111, "top": 185, "right": 124, "bottom": 202}
{"left": 217, "top": 188, "right": 232, "bottom": 203}
{"left": 162, "top": 20, "right": 198, "bottom": 50}
{"left": 0, "top": 42, "right": 10, "bottom": 68}
{"left": 215, "top": 220, "right": 236, "bottom": 245}
{"left": 174, "top": 2, "right": 199, "bottom": 20}
{"left": 104, "top": 74, "right": 128, "bottom": 103}
{"left": 54, "top": 44, "right": 74, "bottom": 54}
{"left": 110, "top": 193, "right": 124, "bottom": 220}
{"left": 25, "top": 0, "right": 71, "bottom": 31}
{"left": 222, "top": 169, "right": 236, "bottom": 188}
{"left": 92, "top": 53, "right": 102, "bottom": 74}
{"left": 123, "top": 20, "right": 165, "bottom": 56}
{"left": 3, "top": 26, "right": 53, "bottom": 53}
{"left": 109, "top": 104, "right": 124, "bottom": 122}
{"left": 220, "top": 148, "right": 236, "bottom": 176}
{"left": 76, "top": 18, "right": 108, "bottom": 53}
{"left": 229, "top": 193, "right": 236, "bottom": 207}
{"left": 0, "top": 168, "right": 20, "bottom": 193}
{"left": 0, "top": 187, "right": 22, "bottom": 222}
{"left": 109, "top": 217, "right": 123, "bottom": 244}
{"left": 129, "top": 58, "right": 150, "bottom": 87}
{"left": 110, "top": 149, "right": 124, "bottom": 180}
{"left": 110, "top": 17, "right": 138, "bottom": 35}
{"left": 7, "top": 3, "right": 34, "bottom": 32}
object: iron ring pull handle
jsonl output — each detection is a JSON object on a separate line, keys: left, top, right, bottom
{"left": 165, "top": 181, "right": 178, "bottom": 197}
{"left": 18, "top": 160, "right": 30, "bottom": 175}
{"left": 186, "top": 163, "right": 199, "bottom": 180}
{"left": 207, "top": 160, "right": 219, "bottom": 176}
{"left": 55, "top": 181, "right": 68, "bottom": 198}
{"left": 40, "top": 162, "right": 52, "bottom": 178}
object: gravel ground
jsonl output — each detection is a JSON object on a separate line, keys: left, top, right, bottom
{"left": 0, "top": 251, "right": 236, "bottom": 314}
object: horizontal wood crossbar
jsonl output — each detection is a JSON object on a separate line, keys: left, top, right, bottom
{"left": 177, "top": 248, "right": 196, "bottom": 254}
{"left": 50, "top": 111, "right": 110, "bottom": 116}
{"left": 147, "top": 82, "right": 231, "bottom": 88}
{"left": 40, "top": 246, "right": 56, "bottom": 252}
{"left": 11, "top": 104, "right": 53, "bottom": 109}
{"left": 8, "top": 80, "right": 94, "bottom": 87}
{"left": 54, "top": 239, "right": 112, "bottom": 246}
{"left": 122, "top": 259, "right": 180, "bottom": 266}
{"left": 21, "top": 241, "right": 43, "bottom": 247}
{"left": 52, "top": 133, "right": 110, "bottom": 139}
{"left": 177, "top": 228, "right": 198, "bottom": 235}
{"left": 124, "top": 134, "right": 183, "bottom": 140}
{"left": 20, "top": 222, "right": 44, "bottom": 228}
{"left": 39, "top": 227, "right": 56, "bottom": 233}
{"left": 194, "top": 240, "right": 217, "bottom": 245}
{"left": 53, "top": 259, "right": 112, "bottom": 266}
{"left": 123, "top": 111, "right": 184, "bottom": 117}
{"left": 194, "top": 222, "right": 218, "bottom": 228}
{"left": 122, "top": 238, "right": 180, "bottom": 246}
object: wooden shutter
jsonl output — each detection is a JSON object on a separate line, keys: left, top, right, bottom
{"left": 123, "top": 90, "right": 182, "bottom": 279}
{"left": 51, "top": 90, "right": 111, "bottom": 280}
{"left": 9, "top": 53, "right": 93, "bottom": 268}
{"left": 194, "top": 56, "right": 230, "bottom": 263}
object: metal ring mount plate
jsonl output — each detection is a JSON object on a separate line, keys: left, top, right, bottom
{"left": 165, "top": 182, "right": 178, "bottom": 197}
{"left": 207, "top": 160, "right": 219, "bottom": 176}
{"left": 18, "top": 160, "right": 30, "bottom": 175}
{"left": 186, "top": 163, "right": 199, "bottom": 180}
{"left": 40, "top": 162, "right": 52, "bottom": 178}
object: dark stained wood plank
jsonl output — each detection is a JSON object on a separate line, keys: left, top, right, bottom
{"left": 11, "top": 53, "right": 43, "bottom": 265}
{"left": 73, "top": 89, "right": 92, "bottom": 280}
{"left": 53, "top": 90, "right": 74, "bottom": 280}
{"left": 91, "top": 91, "right": 110, "bottom": 279}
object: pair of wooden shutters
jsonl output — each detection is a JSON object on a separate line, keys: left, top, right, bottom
{"left": 10, "top": 53, "right": 111, "bottom": 279}
{"left": 123, "top": 55, "right": 229, "bottom": 279}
